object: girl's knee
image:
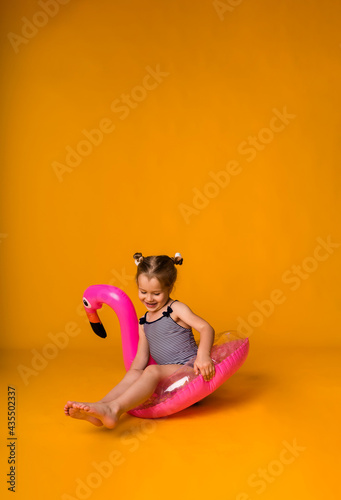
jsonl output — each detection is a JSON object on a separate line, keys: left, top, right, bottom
{"left": 143, "top": 364, "right": 162, "bottom": 379}
{"left": 128, "top": 368, "right": 143, "bottom": 378}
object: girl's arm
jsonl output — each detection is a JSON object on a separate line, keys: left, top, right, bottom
{"left": 129, "top": 324, "right": 150, "bottom": 371}
{"left": 173, "top": 302, "right": 216, "bottom": 381}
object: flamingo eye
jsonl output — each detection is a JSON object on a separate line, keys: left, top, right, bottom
{"left": 83, "top": 298, "right": 91, "bottom": 308}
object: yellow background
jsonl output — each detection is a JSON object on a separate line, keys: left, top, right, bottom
{"left": 1, "top": 1, "right": 340, "bottom": 499}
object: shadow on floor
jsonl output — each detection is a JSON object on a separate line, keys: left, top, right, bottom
{"left": 160, "top": 370, "right": 277, "bottom": 421}
{"left": 77, "top": 370, "right": 277, "bottom": 434}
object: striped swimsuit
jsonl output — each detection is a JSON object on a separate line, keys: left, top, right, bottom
{"left": 139, "top": 300, "right": 198, "bottom": 365}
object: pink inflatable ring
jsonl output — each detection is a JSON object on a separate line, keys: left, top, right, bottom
{"left": 82, "top": 284, "right": 249, "bottom": 418}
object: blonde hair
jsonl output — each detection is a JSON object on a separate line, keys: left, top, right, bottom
{"left": 133, "top": 253, "right": 183, "bottom": 290}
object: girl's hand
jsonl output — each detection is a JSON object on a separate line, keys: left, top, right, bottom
{"left": 193, "top": 354, "right": 215, "bottom": 382}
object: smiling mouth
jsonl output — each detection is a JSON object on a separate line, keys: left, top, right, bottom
{"left": 146, "top": 302, "right": 157, "bottom": 307}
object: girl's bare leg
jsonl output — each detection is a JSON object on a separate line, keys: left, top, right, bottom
{"left": 64, "top": 369, "right": 144, "bottom": 425}
{"left": 98, "top": 369, "right": 144, "bottom": 402}
{"left": 68, "top": 364, "right": 179, "bottom": 429}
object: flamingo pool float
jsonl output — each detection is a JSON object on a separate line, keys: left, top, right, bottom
{"left": 82, "top": 284, "right": 249, "bottom": 418}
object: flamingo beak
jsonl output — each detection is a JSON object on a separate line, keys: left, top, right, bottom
{"left": 85, "top": 310, "right": 107, "bottom": 339}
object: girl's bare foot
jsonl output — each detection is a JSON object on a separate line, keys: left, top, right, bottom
{"left": 65, "top": 401, "right": 121, "bottom": 429}
{"left": 64, "top": 401, "right": 103, "bottom": 427}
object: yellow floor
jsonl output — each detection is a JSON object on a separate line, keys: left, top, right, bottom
{"left": 1, "top": 342, "right": 340, "bottom": 500}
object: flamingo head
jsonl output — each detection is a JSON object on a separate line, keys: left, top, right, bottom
{"left": 82, "top": 295, "right": 107, "bottom": 339}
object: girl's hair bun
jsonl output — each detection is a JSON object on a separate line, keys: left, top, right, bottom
{"left": 172, "top": 252, "right": 183, "bottom": 265}
{"left": 133, "top": 252, "right": 144, "bottom": 265}
{"left": 133, "top": 252, "right": 182, "bottom": 289}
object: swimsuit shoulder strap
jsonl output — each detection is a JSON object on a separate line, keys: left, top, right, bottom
{"left": 162, "top": 300, "right": 178, "bottom": 318}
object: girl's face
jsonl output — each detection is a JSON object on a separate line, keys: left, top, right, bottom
{"left": 137, "top": 274, "right": 171, "bottom": 312}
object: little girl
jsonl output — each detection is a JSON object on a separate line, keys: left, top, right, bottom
{"left": 64, "top": 252, "right": 216, "bottom": 429}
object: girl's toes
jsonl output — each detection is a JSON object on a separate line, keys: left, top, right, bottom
{"left": 76, "top": 404, "right": 89, "bottom": 411}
